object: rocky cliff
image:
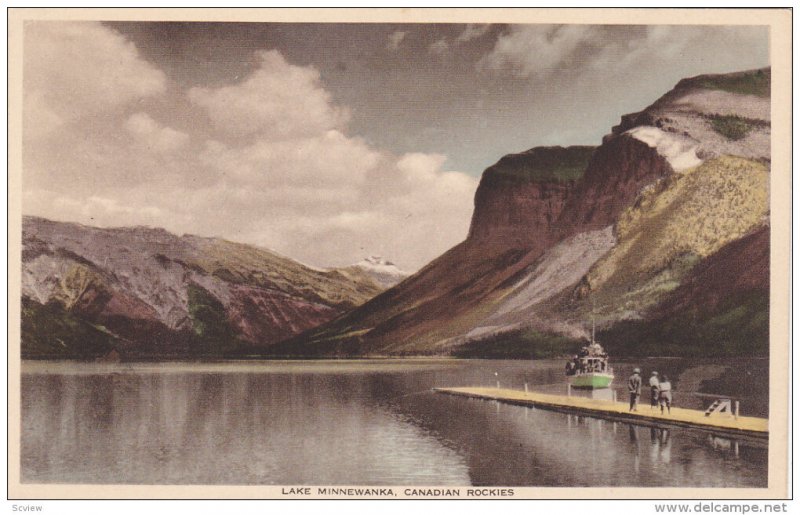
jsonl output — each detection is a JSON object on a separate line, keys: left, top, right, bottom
{"left": 21, "top": 216, "right": 383, "bottom": 359}
{"left": 276, "top": 68, "right": 771, "bottom": 358}
{"left": 468, "top": 146, "right": 592, "bottom": 248}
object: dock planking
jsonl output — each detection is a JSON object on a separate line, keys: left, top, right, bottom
{"left": 433, "top": 387, "right": 768, "bottom": 440}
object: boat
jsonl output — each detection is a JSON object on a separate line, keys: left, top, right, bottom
{"left": 568, "top": 355, "right": 614, "bottom": 389}
{"left": 564, "top": 319, "right": 614, "bottom": 389}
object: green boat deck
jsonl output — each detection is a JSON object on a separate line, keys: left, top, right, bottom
{"left": 570, "top": 372, "right": 613, "bottom": 389}
{"left": 433, "top": 386, "right": 768, "bottom": 440}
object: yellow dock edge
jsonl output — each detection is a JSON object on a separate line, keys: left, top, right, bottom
{"left": 434, "top": 387, "right": 768, "bottom": 440}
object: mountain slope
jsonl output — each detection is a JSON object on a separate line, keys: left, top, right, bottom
{"left": 276, "top": 68, "right": 771, "bottom": 357}
{"left": 21, "top": 216, "right": 383, "bottom": 358}
{"left": 598, "top": 225, "right": 769, "bottom": 357}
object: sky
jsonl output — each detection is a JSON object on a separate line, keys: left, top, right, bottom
{"left": 21, "top": 21, "right": 769, "bottom": 270}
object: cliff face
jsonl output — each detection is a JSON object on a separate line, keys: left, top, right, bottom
{"left": 467, "top": 134, "right": 675, "bottom": 249}
{"left": 466, "top": 69, "right": 770, "bottom": 352}
{"left": 469, "top": 179, "right": 572, "bottom": 248}
{"left": 468, "top": 147, "right": 587, "bottom": 252}
{"left": 21, "top": 216, "right": 383, "bottom": 359}
{"left": 282, "top": 68, "right": 771, "bottom": 357}
{"left": 558, "top": 136, "right": 674, "bottom": 233}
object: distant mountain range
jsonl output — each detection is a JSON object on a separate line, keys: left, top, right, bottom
{"left": 21, "top": 217, "right": 386, "bottom": 359}
{"left": 20, "top": 68, "right": 771, "bottom": 360}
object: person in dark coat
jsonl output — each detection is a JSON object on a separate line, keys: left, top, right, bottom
{"left": 628, "top": 368, "right": 642, "bottom": 411}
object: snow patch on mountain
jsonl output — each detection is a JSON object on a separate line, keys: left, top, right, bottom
{"left": 351, "top": 256, "right": 410, "bottom": 288}
{"left": 627, "top": 126, "right": 702, "bottom": 172}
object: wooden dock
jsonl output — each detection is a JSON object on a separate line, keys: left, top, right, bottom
{"left": 433, "top": 387, "right": 768, "bottom": 440}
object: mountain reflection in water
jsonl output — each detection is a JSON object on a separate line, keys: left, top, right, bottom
{"left": 21, "top": 359, "right": 767, "bottom": 487}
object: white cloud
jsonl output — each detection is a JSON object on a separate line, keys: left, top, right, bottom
{"left": 455, "top": 24, "right": 491, "bottom": 43}
{"left": 235, "top": 149, "right": 478, "bottom": 268}
{"left": 125, "top": 113, "right": 190, "bottom": 153}
{"left": 479, "top": 25, "right": 769, "bottom": 81}
{"left": 24, "top": 189, "right": 169, "bottom": 229}
{"left": 429, "top": 38, "right": 450, "bottom": 56}
{"left": 479, "top": 25, "right": 597, "bottom": 78}
{"left": 23, "top": 91, "right": 65, "bottom": 141}
{"left": 387, "top": 30, "right": 407, "bottom": 51}
{"left": 396, "top": 152, "right": 448, "bottom": 183}
{"left": 188, "top": 50, "right": 350, "bottom": 140}
{"left": 425, "top": 25, "right": 490, "bottom": 60}
{"left": 189, "top": 126, "right": 478, "bottom": 268}
{"left": 23, "top": 21, "right": 166, "bottom": 140}
{"left": 199, "top": 130, "right": 380, "bottom": 188}
{"left": 22, "top": 22, "right": 182, "bottom": 196}
{"left": 22, "top": 23, "right": 479, "bottom": 270}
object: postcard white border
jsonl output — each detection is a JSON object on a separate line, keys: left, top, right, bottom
{"left": 6, "top": 7, "right": 792, "bottom": 500}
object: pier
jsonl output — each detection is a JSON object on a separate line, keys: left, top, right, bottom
{"left": 433, "top": 387, "right": 768, "bottom": 440}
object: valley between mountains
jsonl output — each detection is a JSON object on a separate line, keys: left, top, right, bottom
{"left": 21, "top": 68, "right": 771, "bottom": 360}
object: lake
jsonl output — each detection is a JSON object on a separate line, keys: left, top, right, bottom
{"left": 20, "top": 358, "right": 768, "bottom": 487}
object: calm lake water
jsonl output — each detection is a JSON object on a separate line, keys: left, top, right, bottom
{"left": 21, "top": 358, "right": 768, "bottom": 487}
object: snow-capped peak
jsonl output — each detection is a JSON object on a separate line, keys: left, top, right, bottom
{"left": 362, "top": 255, "right": 396, "bottom": 267}
{"left": 352, "top": 256, "right": 409, "bottom": 288}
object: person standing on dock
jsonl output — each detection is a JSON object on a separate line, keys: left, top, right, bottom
{"left": 659, "top": 375, "right": 673, "bottom": 414}
{"left": 649, "top": 371, "right": 660, "bottom": 410}
{"left": 628, "top": 368, "right": 642, "bottom": 411}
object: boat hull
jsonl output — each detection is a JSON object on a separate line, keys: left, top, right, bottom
{"left": 571, "top": 373, "right": 614, "bottom": 389}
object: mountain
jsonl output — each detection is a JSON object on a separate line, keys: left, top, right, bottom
{"left": 21, "top": 216, "right": 383, "bottom": 359}
{"left": 20, "top": 68, "right": 772, "bottom": 360}
{"left": 338, "top": 256, "right": 410, "bottom": 289}
{"left": 272, "top": 68, "right": 771, "bottom": 358}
